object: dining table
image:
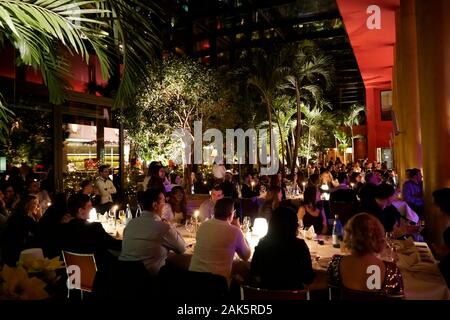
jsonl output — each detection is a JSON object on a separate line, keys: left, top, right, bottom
{"left": 168, "top": 224, "right": 450, "bottom": 300}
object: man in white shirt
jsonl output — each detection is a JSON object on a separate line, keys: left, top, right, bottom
{"left": 189, "top": 198, "right": 251, "bottom": 285}
{"left": 95, "top": 165, "right": 117, "bottom": 214}
{"left": 120, "top": 189, "right": 186, "bottom": 275}
{"left": 198, "top": 185, "right": 224, "bottom": 221}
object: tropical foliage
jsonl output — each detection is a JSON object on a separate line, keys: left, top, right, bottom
{"left": 0, "top": 0, "right": 161, "bottom": 142}
{"left": 239, "top": 41, "right": 336, "bottom": 171}
{"left": 120, "top": 57, "right": 233, "bottom": 191}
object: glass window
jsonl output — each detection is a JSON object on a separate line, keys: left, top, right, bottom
{"left": 380, "top": 90, "right": 392, "bottom": 121}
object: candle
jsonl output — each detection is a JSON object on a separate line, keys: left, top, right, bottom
{"left": 350, "top": 182, "right": 355, "bottom": 189}
{"left": 251, "top": 181, "right": 255, "bottom": 190}
{"left": 193, "top": 210, "right": 200, "bottom": 231}
{"left": 302, "top": 182, "right": 306, "bottom": 192}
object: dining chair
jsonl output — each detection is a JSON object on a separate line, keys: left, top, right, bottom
{"left": 61, "top": 251, "right": 98, "bottom": 300}
{"left": 240, "top": 285, "right": 310, "bottom": 300}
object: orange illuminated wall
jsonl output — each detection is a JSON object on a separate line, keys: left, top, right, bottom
{"left": 336, "top": 0, "right": 399, "bottom": 162}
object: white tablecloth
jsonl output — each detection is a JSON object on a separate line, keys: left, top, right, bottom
{"left": 175, "top": 226, "right": 450, "bottom": 300}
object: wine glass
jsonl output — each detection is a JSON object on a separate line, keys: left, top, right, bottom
{"left": 108, "top": 208, "right": 116, "bottom": 220}
{"left": 118, "top": 210, "right": 126, "bottom": 223}
{"left": 242, "top": 216, "right": 251, "bottom": 233}
{"left": 185, "top": 219, "right": 195, "bottom": 234}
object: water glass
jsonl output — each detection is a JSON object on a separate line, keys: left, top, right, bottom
{"left": 185, "top": 219, "right": 195, "bottom": 234}
{"left": 242, "top": 217, "right": 251, "bottom": 233}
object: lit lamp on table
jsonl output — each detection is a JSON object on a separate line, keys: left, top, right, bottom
{"left": 252, "top": 218, "right": 268, "bottom": 238}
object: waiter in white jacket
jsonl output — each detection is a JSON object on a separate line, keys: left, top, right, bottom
{"left": 95, "top": 164, "right": 117, "bottom": 215}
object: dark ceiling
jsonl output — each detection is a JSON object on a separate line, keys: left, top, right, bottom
{"left": 157, "top": 0, "right": 365, "bottom": 111}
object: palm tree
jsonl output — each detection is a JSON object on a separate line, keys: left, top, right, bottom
{"left": 237, "top": 48, "right": 286, "bottom": 147}
{"left": 334, "top": 130, "right": 350, "bottom": 164}
{"left": 301, "top": 105, "right": 323, "bottom": 167}
{"left": 0, "top": 0, "right": 161, "bottom": 142}
{"left": 280, "top": 42, "right": 334, "bottom": 173}
{"left": 343, "top": 103, "right": 365, "bottom": 162}
{"left": 259, "top": 95, "right": 297, "bottom": 171}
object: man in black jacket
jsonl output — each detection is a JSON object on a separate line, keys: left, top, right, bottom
{"left": 59, "top": 194, "right": 121, "bottom": 273}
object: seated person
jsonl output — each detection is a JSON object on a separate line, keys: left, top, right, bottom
{"left": 432, "top": 188, "right": 450, "bottom": 288}
{"left": 251, "top": 206, "right": 315, "bottom": 290}
{"left": 189, "top": 198, "right": 251, "bottom": 286}
{"left": 162, "top": 186, "right": 188, "bottom": 224}
{"left": 1, "top": 195, "right": 42, "bottom": 266}
{"left": 241, "top": 174, "right": 259, "bottom": 198}
{"left": 361, "top": 183, "right": 416, "bottom": 238}
{"left": 193, "top": 172, "right": 210, "bottom": 194}
{"left": 402, "top": 168, "right": 425, "bottom": 218}
{"left": 220, "top": 171, "right": 238, "bottom": 200}
{"left": 38, "top": 192, "right": 71, "bottom": 259}
{"left": 297, "top": 186, "right": 328, "bottom": 235}
{"left": 330, "top": 172, "right": 358, "bottom": 203}
{"left": 258, "top": 186, "right": 281, "bottom": 222}
{"left": 359, "top": 171, "right": 383, "bottom": 205}
{"left": 120, "top": 189, "right": 186, "bottom": 275}
{"left": 327, "top": 213, "right": 404, "bottom": 298}
{"left": 198, "top": 185, "right": 224, "bottom": 221}
{"left": 59, "top": 194, "right": 121, "bottom": 272}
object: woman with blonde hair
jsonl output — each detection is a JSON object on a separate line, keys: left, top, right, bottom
{"left": 327, "top": 213, "right": 404, "bottom": 299}
{"left": 1, "top": 195, "right": 42, "bottom": 265}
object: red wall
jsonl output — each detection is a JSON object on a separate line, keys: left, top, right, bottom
{"left": 0, "top": 43, "right": 107, "bottom": 94}
{"left": 366, "top": 87, "right": 393, "bottom": 162}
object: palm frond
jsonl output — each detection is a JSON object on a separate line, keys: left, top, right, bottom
{"left": 0, "top": 0, "right": 114, "bottom": 104}
{"left": 101, "top": 0, "right": 162, "bottom": 108}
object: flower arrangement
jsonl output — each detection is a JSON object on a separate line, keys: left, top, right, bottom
{"left": 0, "top": 256, "right": 65, "bottom": 300}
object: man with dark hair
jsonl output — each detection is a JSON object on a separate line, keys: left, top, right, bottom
{"left": 59, "top": 193, "right": 121, "bottom": 272}
{"left": 95, "top": 165, "right": 117, "bottom": 214}
{"left": 330, "top": 172, "right": 358, "bottom": 212}
{"left": 359, "top": 170, "right": 383, "bottom": 205}
{"left": 361, "top": 183, "right": 412, "bottom": 238}
{"left": 198, "top": 185, "right": 224, "bottom": 221}
{"left": 119, "top": 189, "right": 186, "bottom": 275}
{"left": 189, "top": 198, "right": 251, "bottom": 285}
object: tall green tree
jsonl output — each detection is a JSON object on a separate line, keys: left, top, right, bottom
{"left": 237, "top": 48, "right": 286, "bottom": 146}
{"left": 120, "top": 57, "right": 229, "bottom": 192}
{"left": 343, "top": 103, "right": 365, "bottom": 162}
{"left": 280, "top": 42, "right": 334, "bottom": 173}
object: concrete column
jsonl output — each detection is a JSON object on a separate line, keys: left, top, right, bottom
{"left": 393, "top": 0, "right": 423, "bottom": 185}
{"left": 415, "top": 0, "right": 450, "bottom": 243}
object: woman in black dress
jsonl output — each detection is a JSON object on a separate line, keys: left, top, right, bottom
{"left": 297, "top": 186, "right": 328, "bottom": 235}
{"left": 251, "top": 206, "right": 315, "bottom": 290}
